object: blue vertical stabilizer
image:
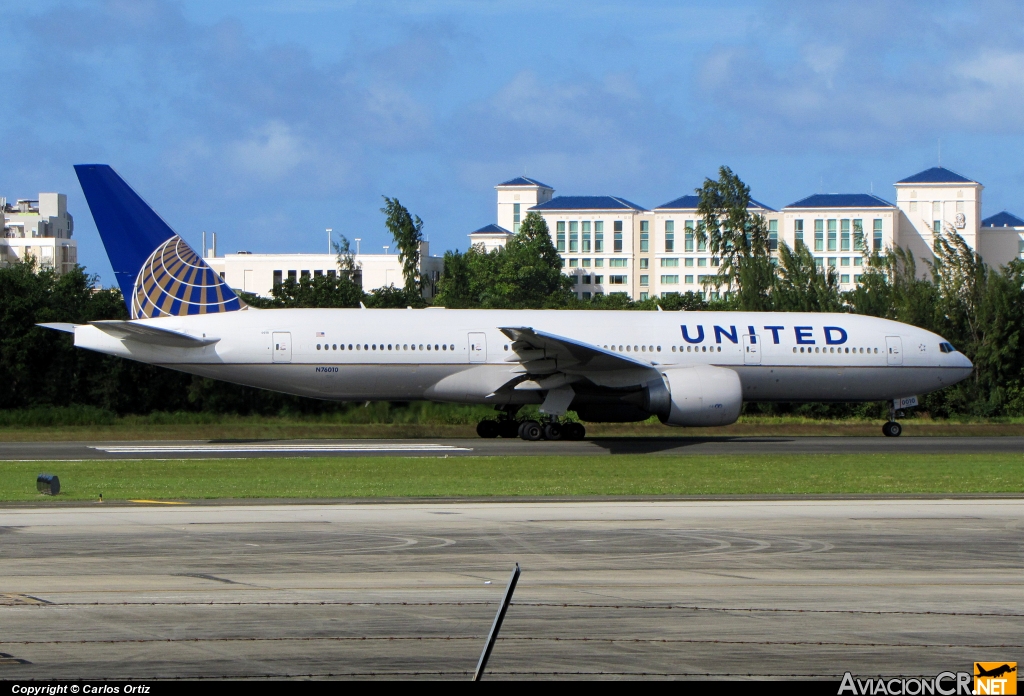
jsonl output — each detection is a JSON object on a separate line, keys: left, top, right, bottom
{"left": 74, "top": 165, "right": 245, "bottom": 319}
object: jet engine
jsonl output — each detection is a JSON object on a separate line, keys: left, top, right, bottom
{"left": 646, "top": 365, "right": 743, "bottom": 427}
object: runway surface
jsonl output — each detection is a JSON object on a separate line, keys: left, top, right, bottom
{"left": 1, "top": 499, "right": 1022, "bottom": 680}
{"left": 2, "top": 435, "right": 1023, "bottom": 460}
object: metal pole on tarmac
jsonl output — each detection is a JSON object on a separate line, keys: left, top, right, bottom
{"left": 473, "top": 563, "right": 521, "bottom": 681}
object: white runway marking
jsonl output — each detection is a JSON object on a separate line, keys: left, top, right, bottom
{"left": 90, "top": 443, "right": 473, "bottom": 454}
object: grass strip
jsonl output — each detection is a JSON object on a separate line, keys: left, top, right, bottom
{"left": 2, "top": 453, "right": 1023, "bottom": 501}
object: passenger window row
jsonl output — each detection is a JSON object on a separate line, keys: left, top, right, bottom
{"left": 316, "top": 343, "right": 456, "bottom": 352}
{"left": 793, "top": 346, "right": 877, "bottom": 354}
{"left": 672, "top": 346, "right": 723, "bottom": 353}
{"left": 604, "top": 345, "right": 662, "bottom": 353}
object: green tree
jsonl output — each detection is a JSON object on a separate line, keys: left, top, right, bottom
{"left": 434, "top": 213, "right": 572, "bottom": 309}
{"left": 695, "top": 166, "right": 775, "bottom": 310}
{"left": 773, "top": 242, "right": 843, "bottom": 312}
{"left": 381, "top": 196, "right": 423, "bottom": 299}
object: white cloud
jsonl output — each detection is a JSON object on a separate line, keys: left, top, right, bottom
{"left": 228, "top": 120, "right": 308, "bottom": 180}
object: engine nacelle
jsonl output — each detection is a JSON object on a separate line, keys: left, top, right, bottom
{"left": 650, "top": 365, "right": 743, "bottom": 427}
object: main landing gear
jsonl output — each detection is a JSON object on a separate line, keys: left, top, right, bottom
{"left": 476, "top": 417, "right": 585, "bottom": 441}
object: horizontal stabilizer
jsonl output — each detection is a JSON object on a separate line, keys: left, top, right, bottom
{"left": 37, "top": 322, "right": 77, "bottom": 334}
{"left": 90, "top": 320, "right": 219, "bottom": 348}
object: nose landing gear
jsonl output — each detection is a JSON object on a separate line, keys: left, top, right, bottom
{"left": 882, "top": 400, "right": 906, "bottom": 437}
{"left": 882, "top": 421, "right": 902, "bottom": 437}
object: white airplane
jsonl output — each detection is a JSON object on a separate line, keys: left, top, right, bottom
{"left": 41, "top": 165, "right": 974, "bottom": 440}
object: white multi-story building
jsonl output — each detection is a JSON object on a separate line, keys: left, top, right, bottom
{"left": 203, "top": 241, "right": 444, "bottom": 299}
{"left": 469, "top": 167, "right": 1024, "bottom": 301}
{"left": 1, "top": 193, "right": 77, "bottom": 274}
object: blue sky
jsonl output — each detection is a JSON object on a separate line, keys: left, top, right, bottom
{"left": 4, "top": 0, "right": 1024, "bottom": 284}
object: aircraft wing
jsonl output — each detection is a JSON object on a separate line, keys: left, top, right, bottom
{"left": 88, "top": 320, "right": 220, "bottom": 348}
{"left": 499, "top": 326, "right": 660, "bottom": 389}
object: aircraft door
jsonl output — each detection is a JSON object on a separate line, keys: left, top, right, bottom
{"left": 885, "top": 336, "right": 902, "bottom": 366}
{"left": 742, "top": 334, "right": 761, "bottom": 364}
{"left": 273, "top": 332, "right": 292, "bottom": 363}
{"left": 468, "top": 332, "right": 486, "bottom": 363}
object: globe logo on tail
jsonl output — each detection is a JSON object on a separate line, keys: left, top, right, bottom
{"left": 132, "top": 235, "right": 247, "bottom": 319}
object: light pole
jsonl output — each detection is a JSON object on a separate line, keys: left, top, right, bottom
{"left": 383, "top": 246, "right": 389, "bottom": 255}
{"left": 326, "top": 228, "right": 332, "bottom": 254}
{"left": 355, "top": 238, "right": 361, "bottom": 255}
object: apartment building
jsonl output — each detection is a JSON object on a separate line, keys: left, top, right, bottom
{"left": 470, "top": 168, "right": 1024, "bottom": 301}
{"left": 1, "top": 193, "right": 78, "bottom": 274}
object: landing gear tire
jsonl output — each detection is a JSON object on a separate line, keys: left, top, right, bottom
{"left": 542, "top": 422, "right": 563, "bottom": 441}
{"left": 562, "top": 422, "right": 586, "bottom": 441}
{"left": 519, "top": 420, "right": 543, "bottom": 441}
{"left": 476, "top": 420, "right": 499, "bottom": 438}
{"left": 497, "top": 419, "right": 521, "bottom": 438}
{"left": 882, "top": 421, "right": 902, "bottom": 437}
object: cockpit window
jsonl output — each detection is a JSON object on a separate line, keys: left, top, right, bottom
{"left": 939, "top": 342, "right": 957, "bottom": 353}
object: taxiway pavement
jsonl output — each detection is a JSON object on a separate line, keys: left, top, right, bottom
{"left": 1, "top": 498, "right": 1021, "bottom": 679}
{"left": 2, "top": 435, "right": 1023, "bottom": 460}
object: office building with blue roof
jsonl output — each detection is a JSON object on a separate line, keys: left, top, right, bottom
{"left": 469, "top": 166, "right": 1024, "bottom": 301}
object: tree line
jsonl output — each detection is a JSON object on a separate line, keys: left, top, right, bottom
{"left": 1, "top": 178, "right": 1021, "bottom": 419}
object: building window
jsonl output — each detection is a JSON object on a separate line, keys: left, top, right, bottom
{"left": 595, "top": 258, "right": 604, "bottom": 267}
{"left": 827, "top": 219, "right": 837, "bottom": 251}
{"left": 582, "top": 221, "right": 591, "bottom": 252}
{"left": 840, "top": 219, "right": 850, "bottom": 251}
{"left": 660, "top": 275, "right": 679, "bottom": 284}
{"left": 684, "top": 258, "right": 693, "bottom": 267}
{"left": 609, "top": 275, "right": 627, "bottom": 284}
{"left": 610, "top": 258, "right": 628, "bottom": 268}
{"left": 639, "top": 292, "right": 649, "bottom": 300}
{"left": 582, "top": 291, "right": 591, "bottom": 300}
{"left": 685, "top": 220, "right": 694, "bottom": 252}
{"left": 697, "top": 258, "right": 707, "bottom": 267}
{"left": 665, "top": 220, "right": 675, "bottom": 252}
{"left": 841, "top": 274, "right": 850, "bottom": 284}
{"left": 571, "top": 275, "right": 579, "bottom": 285}
{"left": 841, "top": 257, "right": 850, "bottom": 266}
{"left": 854, "top": 274, "right": 863, "bottom": 283}
{"left": 513, "top": 203, "right": 521, "bottom": 233}
{"left": 327, "top": 269, "right": 336, "bottom": 278}
{"left": 288, "top": 270, "right": 297, "bottom": 282}
{"left": 569, "top": 221, "right": 579, "bottom": 252}
{"left": 594, "top": 275, "right": 603, "bottom": 284}
{"left": 814, "top": 220, "right": 824, "bottom": 251}
{"left": 685, "top": 274, "right": 694, "bottom": 284}
{"left": 594, "top": 221, "right": 604, "bottom": 252}
{"left": 794, "top": 219, "right": 804, "bottom": 249}
{"left": 933, "top": 220, "right": 941, "bottom": 233}
{"left": 569, "top": 258, "right": 578, "bottom": 267}
{"left": 828, "top": 257, "right": 837, "bottom": 267}
{"left": 873, "top": 219, "right": 883, "bottom": 251}
{"left": 273, "top": 270, "right": 283, "bottom": 286}
{"left": 582, "top": 274, "right": 592, "bottom": 284}
{"left": 314, "top": 269, "right": 323, "bottom": 277}
{"left": 768, "top": 219, "right": 778, "bottom": 251}
{"left": 639, "top": 258, "right": 649, "bottom": 269}
{"left": 660, "top": 258, "right": 679, "bottom": 267}
{"left": 853, "top": 219, "right": 864, "bottom": 251}
{"left": 582, "top": 258, "right": 591, "bottom": 267}
{"left": 556, "top": 221, "right": 565, "bottom": 252}
{"left": 614, "top": 220, "right": 623, "bottom": 252}
{"left": 640, "top": 220, "right": 649, "bottom": 252}
{"left": 854, "top": 256, "right": 862, "bottom": 267}
{"left": 640, "top": 274, "right": 649, "bottom": 286}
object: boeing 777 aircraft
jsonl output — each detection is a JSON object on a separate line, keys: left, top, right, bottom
{"left": 41, "top": 165, "right": 974, "bottom": 440}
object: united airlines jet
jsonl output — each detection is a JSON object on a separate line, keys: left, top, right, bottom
{"left": 41, "top": 166, "right": 974, "bottom": 440}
